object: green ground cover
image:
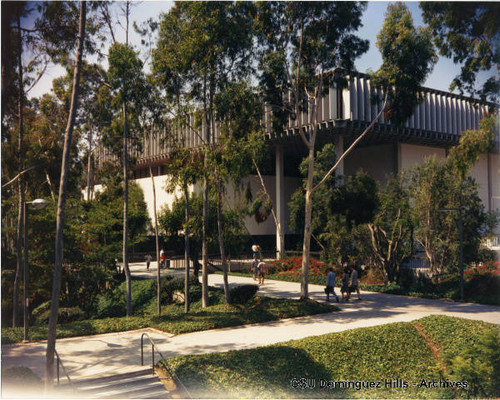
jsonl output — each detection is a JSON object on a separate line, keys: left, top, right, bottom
{"left": 414, "top": 315, "right": 497, "bottom": 356}
{"left": 1, "top": 279, "right": 337, "bottom": 344}
{"left": 162, "top": 316, "right": 498, "bottom": 399}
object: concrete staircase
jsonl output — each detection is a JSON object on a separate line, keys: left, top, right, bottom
{"left": 55, "top": 365, "right": 169, "bottom": 399}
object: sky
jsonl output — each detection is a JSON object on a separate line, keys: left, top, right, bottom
{"left": 27, "top": 0, "right": 465, "bottom": 99}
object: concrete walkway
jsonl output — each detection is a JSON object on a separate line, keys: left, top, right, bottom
{"left": 2, "top": 265, "right": 499, "bottom": 397}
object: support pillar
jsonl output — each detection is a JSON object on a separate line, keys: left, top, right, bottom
{"left": 275, "top": 145, "right": 285, "bottom": 258}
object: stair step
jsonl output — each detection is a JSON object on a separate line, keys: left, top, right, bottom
{"left": 98, "top": 384, "right": 168, "bottom": 399}
{"left": 55, "top": 366, "right": 169, "bottom": 399}
{"left": 77, "top": 375, "right": 160, "bottom": 393}
{"left": 70, "top": 368, "right": 155, "bottom": 388}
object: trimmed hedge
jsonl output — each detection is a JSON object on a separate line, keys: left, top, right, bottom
{"left": 229, "top": 284, "right": 259, "bottom": 304}
{"left": 161, "top": 275, "right": 201, "bottom": 304}
{"left": 32, "top": 301, "right": 85, "bottom": 325}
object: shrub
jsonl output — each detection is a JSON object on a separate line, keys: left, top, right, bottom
{"left": 96, "top": 279, "right": 158, "bottom": 318}
{"left": 229, "top": 284, "right": 259, "bottom": 304}
{"left": 447, "top": 328, "right": 500, "bottom": 398}
{"left": 2, "top": 366, "right": 42, "bottom": 388}
{"left": 361, "top": 266, "right": 385, "bottom": 285}
{"left": 161, "top": 275, "right": 201, "bottom": 304}
{"left": 464, "top": 274, "right": 500, "bottom": 305}
{"left": 271, "top": 256, "right": 328, "bottom": 281}
{"left": 32, "top": 301, "right": 85, "bottom": 325}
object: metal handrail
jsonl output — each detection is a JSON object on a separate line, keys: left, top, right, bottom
{"left": 54, "top": 349, "right": 75, "bottom": 389}
{"left": 140, "top": 332, "right": 191, "bottom": 399}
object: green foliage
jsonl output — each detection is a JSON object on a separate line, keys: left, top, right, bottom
{"left": 108, "top": 43, "right": 144, "bottom": 102}
{"left": 164, "top": 319, "right": 460, "bottom": 399}
{"left": 447, "top": 328, "right": 500, "bottom": 398}
{"left": 373, "top": 3, "right": 436, "bottom": 125}
{"left": 32, "top": 301, "right": 85, "bottom": 325}
{"left": 365, "top": 175, "right": 413, "bottom": 282}
{"left": 161, "top": 275, "right": 201, "bottom": 304}
{"left": 464, "top": 274, "right": 500, "bottom": 306}
{"left": 256, "top": 2, "right": 369, "bottom": 134}
{"left": 413, "top": 315, "right": 497, "bottom": 357}
{"left": 153, "top": 2, "right": 255, "bottom": 104}
{"left": 290, "top": 151, "right": 378, "bottom": 265}
{"left": 448, "top": 116, "right": 497, "bottom": 180}
{"left": 95, "top": 279, "right": 157, "bottom": 318}
{"left": 408, "top": 156, "right": 495, "bottom": 274}
{"left": 86, "top": 181, "right": 150, "bottom": 264}
{"left": 420, "top": 2, "right": 500, "bottom": 103}
{"left": 1, "top": 193, "right": 134, "bottom": 324}
{"left": 2, "top": 284, "right": 336, "bottom": 344}
{"left": 228, "top": 284, "right": 259, "bottom": 305}
{"left": 158, "top": 191, "right": 250, "bottom": 258}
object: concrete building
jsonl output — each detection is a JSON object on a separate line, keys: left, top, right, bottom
{"left": 95, "top": 72, "right": 500, "bottom": 254}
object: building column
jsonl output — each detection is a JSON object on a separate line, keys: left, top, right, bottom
{"left": 275, "top": 144, "right": 285, "bottom": 257}
{"left": 335, "top": 135, "right": 344, "bottom": 184}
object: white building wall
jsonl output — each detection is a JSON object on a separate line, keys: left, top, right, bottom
{"left": 469, "top": 154, "right": 489, "bottom": 209}
{"left": 488, "top": 153, "right": 500, "bottom": 214}
{"left": 134, "top": 176, "right": 188, "bottom": 223}
{"left": 398, "top": 143, "right": 446, "bottom": 170}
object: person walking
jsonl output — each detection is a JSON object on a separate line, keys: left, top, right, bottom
{"left": 160, "top": 249, "right": 166, "bottom": 269}
{"left": 251, "top": 255, "right": 259, "bottom": 281}
{"left": 325, "top": 267, "right": 339, "bottom": 302}
{"left": 340, "top": 268, "right": 351, "bottom": 302}
{"left": 350, "top": 265, "right": 362, "bottom": 300}
{"left": 257, "top": 261, "right": 267, "bottom": 285}
{"left": 145, "top": 254, "right": 152, "bottom": 270}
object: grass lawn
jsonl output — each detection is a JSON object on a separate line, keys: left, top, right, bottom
{"left": 1, "top": 285, "right": 337, "bottom": 344}
{"left": 162, "top": 315, "right": 498, "bottom": 399}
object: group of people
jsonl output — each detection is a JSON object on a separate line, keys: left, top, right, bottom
{"left": 144, "top": 249, "right": 167, "bottom": 270}
{"left": 325, "top": 265, "right": 362, "bottom": 302}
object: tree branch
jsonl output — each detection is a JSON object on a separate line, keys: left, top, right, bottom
{"left": 252, "top": 158, "right": 283, "bottom": 243}
{"left": 312, "top": 91, "right": 389, "bottom": 194}
{"left": 2, "top": 165, "right": 41, "bottom": 189}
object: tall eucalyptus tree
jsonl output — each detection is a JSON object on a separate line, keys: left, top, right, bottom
{"left": 153, "top": 1, "right": 255, "bottom": 306}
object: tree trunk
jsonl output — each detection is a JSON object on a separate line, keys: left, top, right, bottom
{"left": 300, "top": 145, "right": 315, "bottom": 299}
{"left": 13, "top": 10, "right": 24, "bottom": 328}
{"left": 184, "top": 183, "right": 190, "bottom": 313}
{"left": 86, "top": 130, "right": 93, "bottom": 201}
{"left": 45, "top": 1, "right": 86, "bottom": 390}
{"left": 215, "top": 174, "right": 230, "bottom": 303}
{"left": 252, "top": 159, "right": 284, "bottom": 259}
{"left": 122, "top": 101, "right": 132, "bottom": 317}
{"left": 201, "top": 113, "right": 210, "bottom": 308}
{"left": 149, "top": 164, "right": 161, "bottom": 316}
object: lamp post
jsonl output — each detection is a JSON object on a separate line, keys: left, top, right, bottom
{"left": 439, "top": 207, "right": 464, "bottom": 302}
{"left": 23, "top": 198, "right": 49, "bottom": 342}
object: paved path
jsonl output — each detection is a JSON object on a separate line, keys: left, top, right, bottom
{"left": 2, "top": 265, "right": 499, "bottom": 397}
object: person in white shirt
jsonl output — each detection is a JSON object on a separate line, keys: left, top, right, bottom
{"left": 257, "top": 261, "right": 267, "bottom": 285}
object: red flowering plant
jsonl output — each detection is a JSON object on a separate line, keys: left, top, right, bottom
{"left": 464, "top": 261, "right": 500, "bottom": 278}
{"left": 270, "top": 256, "right": 332, "bottom": 284}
